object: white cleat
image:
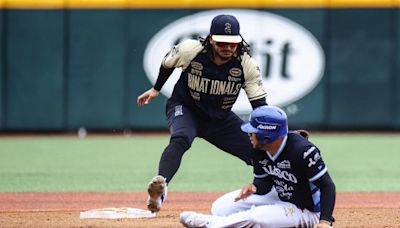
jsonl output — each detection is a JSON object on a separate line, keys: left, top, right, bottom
{"left": 146, "top": 175, "right": 167, "bottom": 213}
{"left": 180, "top": 211, "right": 212, "bottom": 228}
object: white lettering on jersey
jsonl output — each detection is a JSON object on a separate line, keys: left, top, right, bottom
{"left": 259, "top": 159, "right": 269, "bottom": 166}
{"left": 308, "top": 158, "right": 316, "bottom": 167}
{"left": 275, "top": 179, "right": 294, "bottom": 199}
{"left": 187, "top": 74, "right": 242, "bottom": 96}
{"left": 209, "top": 80, "right": 242, "bottom": 95}
{"left": 262, "top": 165, "right": 298, "bottom": 183}
{"left": 303, "top": 146, "right": 316, "bottom": 159}
{"left": 187, "top": 74, "right": 210, "bottom": 93}
{"left": 308, "top": 152, "right": 321, "bottom": 167}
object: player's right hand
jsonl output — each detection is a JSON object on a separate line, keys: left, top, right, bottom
{"left": 137, "top": 88, "right": 160, "bottom": 107}
{"left": 315, "top": 220, "right": 333, "bottom": 228}
{"left": 234, "top": 183, "right": 257, "bottom": 202}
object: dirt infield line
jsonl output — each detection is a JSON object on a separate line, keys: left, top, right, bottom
{"left": 1, "top": 192, "right": 400, "bottom": 228}
{"left": 1, "top": 192, "right": 400, "bottom": 212}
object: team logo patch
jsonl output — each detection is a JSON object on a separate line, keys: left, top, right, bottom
{"left": 191, "top": 61, "right": 203, "bottom": 70}
{"left": 284, "top": 207, "right": 295, "bottom": 217}
{"left": 224, "top": 23, "right": 232, "bottom": 34}
{"left": 229, "top": 68, "right": 242, "bottom": 77}
{"left": 174, "top": 105, "right": 183, "bottom": 116}
{"left": 277, "top": 160, "right": 291, "bottom": 169}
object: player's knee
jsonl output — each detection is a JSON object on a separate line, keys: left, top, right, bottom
{"left": 211, "top": 191, "right": 240, "bottom": 216}
{"left": 211, "top": 200, "right": 228, "bottom": 216}
{"left": 170, "top": 136, "right": 191, "bottom": 151}
{"left": 211, "top": 198, "right": 222, "bottom": 216}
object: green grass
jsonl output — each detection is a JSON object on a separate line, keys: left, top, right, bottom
{"left": 0, "top": 133, "right": 399, "bottom": 192}
{"left": 311, "top": 134, "right": 400, "bottom": 192}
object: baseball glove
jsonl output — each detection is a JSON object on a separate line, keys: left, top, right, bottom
{"left": 293, "top": 129, "right": 310, "bottom": 139}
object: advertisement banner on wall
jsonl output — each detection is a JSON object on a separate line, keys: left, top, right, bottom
{"left": 143, "top": 9, "right": 325, "bottom": 114}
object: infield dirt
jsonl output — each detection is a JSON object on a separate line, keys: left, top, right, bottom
{"left": 1, "top": 192, "right": 399, "bottom": 227}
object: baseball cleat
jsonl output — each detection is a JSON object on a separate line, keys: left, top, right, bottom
{"left": 180, "top": 211, "right": 212, "bottom": 228}
{"left": 146, "top": 175, "right": 167, "bottom": 213}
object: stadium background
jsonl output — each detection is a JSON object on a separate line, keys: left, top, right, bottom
{"left": 1, "top": 0, "right": 400, "bottom": 132}
{"left": 1, "top": 1, "right": 400, "bottom": 227}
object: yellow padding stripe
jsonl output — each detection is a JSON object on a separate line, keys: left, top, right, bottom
{"left": 0, "top": 0, "right": 398, "bottom": 9}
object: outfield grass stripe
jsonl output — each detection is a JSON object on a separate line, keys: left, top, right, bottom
{"left": 0, "top": 134, "right": 399, "bottom": 192}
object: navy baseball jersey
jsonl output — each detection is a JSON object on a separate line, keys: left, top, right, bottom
{"left": 252, "top": 132, "right": 328, "bottom": 212}
{"left": 162, "top": 39, "right": 266, "bottom": 120}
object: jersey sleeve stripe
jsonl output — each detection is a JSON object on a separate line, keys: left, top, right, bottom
{"left": 309, "top": 166, "right": 328, "bottom": 182}
{"left": 248, "top": 93, "right": 267, "bottom": 101}
{"left": 254, "top": 173, "right": 269, "bottom": 178}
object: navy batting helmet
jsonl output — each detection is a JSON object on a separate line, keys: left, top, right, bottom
{"left": 241, "top": 106, "right": 288, "bottom": 143}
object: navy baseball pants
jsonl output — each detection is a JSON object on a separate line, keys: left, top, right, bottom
{"left": 158, "top": 100, "right": 253, "bottom": 183}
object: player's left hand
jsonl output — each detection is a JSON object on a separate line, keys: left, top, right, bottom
{"left": 234, "top": 183, "right": 257, "bottom": 202}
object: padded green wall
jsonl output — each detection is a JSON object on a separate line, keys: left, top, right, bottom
{"left": 268, "top": 9, "right": 326, "bottom": 128}
{"left": 327, "top": 9, "right": 394, "bottom": 128}
{"left": 128, "top": 10, "right": 193, "bottom": 129}
{"left": 6, "top": 10, "right": 64, "bottom": 130}
{"left": 0, "top": 9, "right": 399, "bottom": 131}
{"left": 0, "top": 10, "right": 3, "bottom": 129}
{"left": 396, "top": 11, "right": 400, "bottom": 128}
{"left": 66, "top": 10, "right": 127, "bottom": 130}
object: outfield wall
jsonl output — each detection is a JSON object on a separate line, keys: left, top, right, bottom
{"left": 0, "top": 1, "right": 399, "bottom": 131}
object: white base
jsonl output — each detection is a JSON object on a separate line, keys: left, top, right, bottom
{"left": 80, "top": 207, "right": 156, "bottom": 219}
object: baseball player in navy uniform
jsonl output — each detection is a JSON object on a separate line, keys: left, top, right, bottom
{"left": 180, "top": 106, "right": 336, "bottom": 228}
{"left": 137, "top": 14, "right": 267, "bottom": 212}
